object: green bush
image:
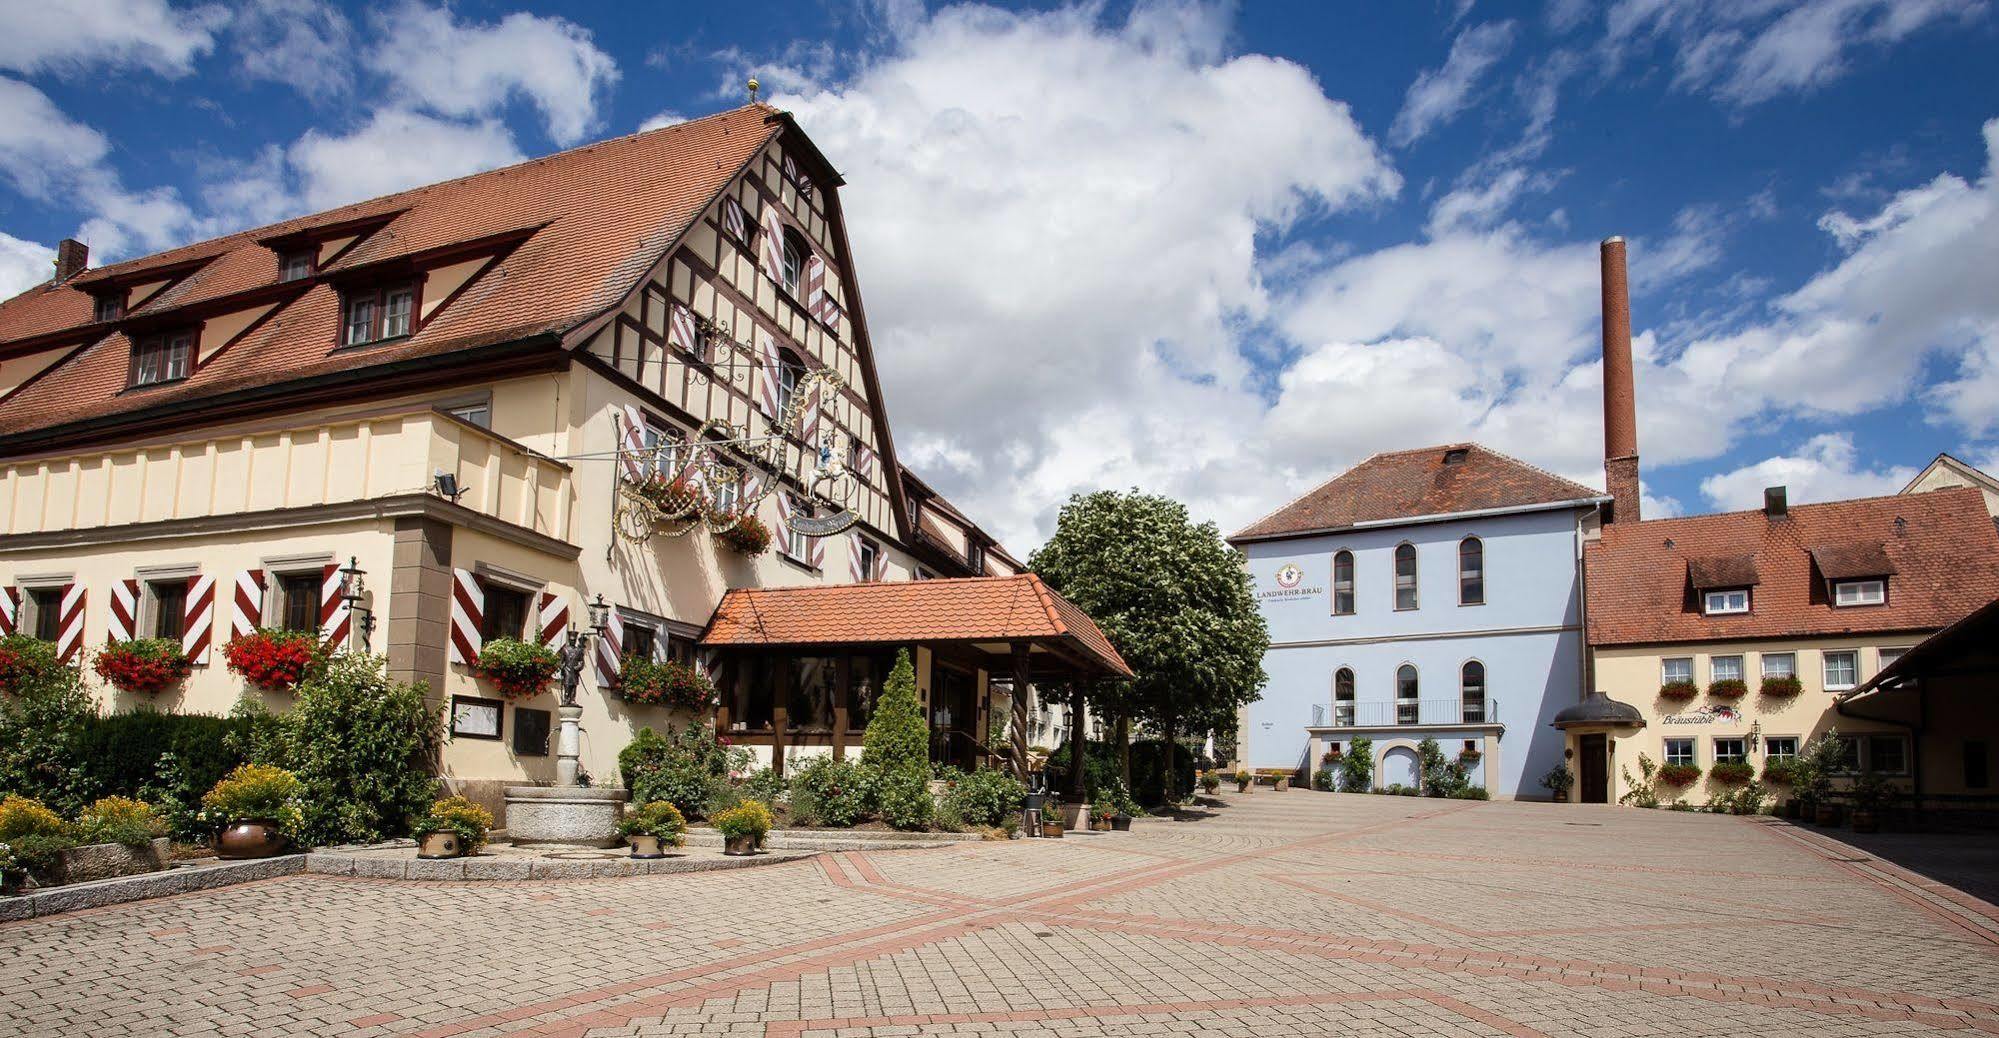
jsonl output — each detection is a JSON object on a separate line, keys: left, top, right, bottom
{"left": 251, "top": 654, "right": 441, "bottom": 846}
{"left": 941, "top": 767, "right": 1025, "bottom": 828}
{"left": 788, "top": 756, "right": 873, "bottom": 827}
{"left": 860, "top": 650, "right": 926, "bottom": 778}
{"left": 739, "top": 766, "right": 788, "bottom": 808}
{"left": 1418, "top": 738, "right": 1472, "bottom": 798}
{"left": 0, "top": 794, "right": 74, "bottom": 876}
{"left": 1338, "top": 737, "right": 1374, "bottom": 792}
{"left": 873, "top": 769, "right": 934, "bottom": 830}
{"left": 625, "top": 724, "right": 750, "bottom": 820}
{"left": 618, "top": 726, "right": 671, "bottom": 791}
{"left": 1447, "top": 786, "right": 1491, "bottom": 800}
{"left": 73, "top": 796, "right": 165, "bottom": 846}
{"left": 199, "top": 764, "right": 305, "bottom": 836}
{"left": 712, "top": 800, "right": 773, "bottom": 842}
{"left": 71, "top": 709, "right": 274, "bottom": 839}
{"left": 0, "top": 652, "right": 96, "bottom": 814}
{"left": 1313, "top": 768, "right": 1334, "bottom": 791}
{"left": 0, "top": 634, "right": 64, "bottom": 696}
{"left": 617, "top": 801, "right": 688, "bottom": 844}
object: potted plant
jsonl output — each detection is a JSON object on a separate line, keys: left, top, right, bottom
{"left": 1658, "top": 680, "right": 1698, "bottom": 701}
{"left": 618, "top": 800, "right": 687, "bottom": 859}
{"left": 617, "top": 656, "right": 717, "bottom": 710}
{"left": 412, "top": 795, "right": 493, "bottom": 859}
{"left": 1199, "top": 772, "right": 1220, "bottom": 794}
{"left": 1234, "top": 768, "right": 1251, "bottom": 793}
{"left": 1089, "top": 794, "right": 1116, "bottom": 831}
{"left": 471, "top": 637, "right": 560, "bottom": 700}
{"left": 713, "top": 800, "right": 773, "bottom": 855}
{"left": 91, "top": 637, "right": 193, "bottom": 696}
{"left": 715, "top": 512, "right": 773, "bottom": 556}
{"left": 199, "top": 763, "right": 305, "bottom": 859}
{"left": 1848, "top": 774, "right": 1894, "bottom": 834}
{"left": 1760, "top": 675, "right": 1803, "bottom": 697}
{"left": 1707, "top": 678, "right": 1748, "bottom": 699}
{"left": 1039, "top": 797, "right": 1064, "bottom": 838}
{"left": 221, "top": 628, "right": 324, "bottom": 693}
{"left": 1799, "top": 731, "right": 1844, "bottom": 827}
{"left": 1272, "top": 772, "right": 1291, "bottom": 792}
{"left": 1656, "top": 762, "right": 1702, "bottom": 786}
{"left": 1458, "top": 748, "right": 1483, "bottom": 765}
{"left": 1709, "top": 761, "right": 1754, "bottom": 784}
{"left": 1541, "top": 762, "right": 1574, "bottom": 803}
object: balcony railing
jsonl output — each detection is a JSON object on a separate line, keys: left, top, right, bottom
{"left": 1310, "top": 698, "right": 1494, "bottom": 728}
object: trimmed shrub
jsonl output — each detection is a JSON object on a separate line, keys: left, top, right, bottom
{"left": 73, "top": 796, "right": 165, "bottom": 846}
{"left": 72, "top": 710, "right": 274, "bottom": 838}
{"left": 251, "top": 654, "right": 441, "bottom": 846}
{"left": 860, "top": 650, "right": 926, "bottom": 778}
{"left": 625, "top": 724, "right": 749, "bottom": 820}
{"left": 788, "top": 756, "right": 873, "bottom": 827}
{"left": 941, "top": 767, "right": 1026, "bottom": 828}
{"left": 873, "top": 769, "right": 934, "bottom": 831}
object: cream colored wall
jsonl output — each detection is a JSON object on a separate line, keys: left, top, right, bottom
{"left": 196, "top": 304, "right": 276, "bottom": 365}
{"left": 1589, "top": 635, "right": 1924, "bottom": 806}
{"left": 1905, "top": 465, "right": 1999, "bottom": 516}
{"left": 0, "top": 345, "right": 72, "bottom": 400}
{"left": 421, "top": 257, "right": 488, "bottom": 321}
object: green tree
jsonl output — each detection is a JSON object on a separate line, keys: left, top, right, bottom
{"left": 1029, "top": 490, "right": 1270, "bottom": 804}
{"left": 0, "top": 638, "right": 97, "bottom": 813}
{"left": 861, "top": 649, "right": 927, "bottom": 777}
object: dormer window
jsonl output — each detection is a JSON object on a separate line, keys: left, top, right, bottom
{"left": 93, "top": 292, "right": 125, "bottom": 323}
{"left": 131, "top": 329, "right": 194, "bottom": 387}
{"left": 280, "top": 250, "right": 315, "bottom": 282}
{"left": 1703, "top": 588, "right": 1750, "bottom": 615}
{"left": 1833, "top": 579, "right": 1885, "bottom": 607}
{"left": 341, "top": 283, "right": 416, "bottom": 346}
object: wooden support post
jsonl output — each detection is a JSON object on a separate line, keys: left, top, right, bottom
{"left": 1010, "top": 642, "right": 1033, "bottom": 784}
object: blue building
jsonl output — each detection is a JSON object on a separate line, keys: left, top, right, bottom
{"left": 1228, "top": 445, "right": 1606, "bottom": 798}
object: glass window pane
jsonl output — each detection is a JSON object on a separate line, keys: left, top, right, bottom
{"left": 345, "top": 297, "right": 376, "bottom": 345}
{"left": 1761, "top": 653, "right": 1795, "bottom": 678}
{"left": 1394, "top": 544, "right": 1417, "bottom": 609}
{"left": 1332, "top": 552, "right": 1354, "bottom": 615}
{"left": 1458, "top": 538, "right": 1483, "bottom": 605}
{"left": 1712, "top": 656, "right": 1743, "bottom": 682}
{"left": 152, "top": 581, "right": 187, "bottom": 640}
{"left": 383, "top": 288, "right": 413, "bottom": 337}
{"left": 1662, "top": 657, "right": 1692, "bottom": 684}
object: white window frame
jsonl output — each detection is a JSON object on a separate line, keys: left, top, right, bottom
{"left": 780, "top": 237, "right": 804, "bottom": 297}
{"left": 783, "top": 495, "right": 812, "bottom": 560}
{"left": 1760, "top": 652, "right": 1795, "bottom": 679}
{"left": 1712, "top": 737, "right": 1747, "bottom": 765}
{"left": 1832, "top": 579, "right": 1885, "bottom": 607}
{"left": 1866, "top": 734, "right": 1910, "bottom": 776}
{"left": 1763, "top": 736, "right": 1799, "bottom": 761}
{"left": 1823, "top": 649, "right": 1859, "bottom": 691}
{"left": 1393, "top": 542, "right": 1418, "bottom": 611}
{"left": 1710, "top": 655, "right": 1744, "bottom": 683}
{"left": 1663, "top": 738, "right": 1695, "bottom": 767}
{"left": 1876, "top": 646, "right": 1910, "bottom": 672}
{"left": 1661, "top": 657, "right": 1693, "bottom": 685}
{"left": 1703, "top": 588, "right": 1749, "bottom": 615}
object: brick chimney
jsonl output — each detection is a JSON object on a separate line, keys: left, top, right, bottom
{"left": 53, "top": 238, "right": 88, "bottom": 284}
{"left": 1600, "top": 235, "right": 1640, "bottom": 524}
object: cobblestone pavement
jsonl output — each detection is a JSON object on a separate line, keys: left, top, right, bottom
{"left": 5, "top": 791, "right": 1998, "bottom": 1037}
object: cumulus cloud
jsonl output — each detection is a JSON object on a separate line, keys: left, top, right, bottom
{"left": 0, "top": 231, "right": 53, "bottom": 300}
{"left": 286, "top": 109, "right": 526, "bottom": 212}
{"left": 0, "top": 77, "right": 198, "bottom": 257}
{"left": 367, "top": 2, "right": 618, "bottom": 145}
{"left": 228, "top": 0, "right": 355, "bottom": 97}
{"left": 1390, "top": 21, "right": 1516, "bottom": 146}
{"left": 0, "top": 0, "right": 222, "bottom": 78}
{"left": 1697, "top": 432, "right": 1918, "bottom": 509}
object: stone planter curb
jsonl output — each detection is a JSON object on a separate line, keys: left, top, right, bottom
{"left": 301, "top": 847, "right": 821, "bottom": 881}
{"left": 0, "top": 854, "right": 305, "bottom": 921}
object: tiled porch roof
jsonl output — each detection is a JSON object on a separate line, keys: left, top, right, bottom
{"left": 699, "top": 574, "right": 1131, "bottom": 677}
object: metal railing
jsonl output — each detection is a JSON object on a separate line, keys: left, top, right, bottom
{"left": 1311, "top": 698, "right": 1493, "bottom": 728}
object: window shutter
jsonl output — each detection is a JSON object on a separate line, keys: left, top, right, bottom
{"left": 536, "top": 591, "right": 569, "bottom": 648}
{"left": 0, "top": 587, "right": 17, "bottom": 636}
{"left": 756, "top": 332, "right": 783, "bottom": 418}
{"left": 804, "top": 255, "right": 827, "bottom": 318}
{"left": 721, "top": 197, "right": 749, "bottom": 243}
{"left": 183, "top": 573, "right": 216, "bottom": 664}
{"left": 852, "top": 444, "right": 876, "bottom": 483}
{"left": 619, "top": 404, "right": 648, "bottom": 480}
{"left": 758, "top": 203, "right": 786, "bottom": 282}
{"left": 449, "top": 568, "right": 483, "bottom": 665}
{"left": 108, "top": 578, "right": 139, "bottom": 643}
{"left": 593, "top": 608, "right": 623, "bottom": 689}
{"left": 56, "top": 583, "right": 85, "bottom": 664}
{"left": 848, "top": 532, "right": 866, "bottom": 583}
{"left": 667, "top": 304, "right": 699, "bottom": 356}
{"left": 808, "top": 519, "right": 826, "bottom": 570}
{"left": 874, "top": 549, "right": 890, "bottom": 583}
{"left": 231, "top": 570, "right": 266, "bottom": 642}
{"left": 319, "top": 564, "right": 350, "bottom": 649}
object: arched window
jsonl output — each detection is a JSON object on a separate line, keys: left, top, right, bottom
{"left": 1332, "top": 550, "right": 1355, "bottom": 615}
{"left": 1394, "top": 543, "right": 1418, "bottom": 610}
{"left": 1396, "top": 664, "right": 1419, "bottom": 724}
{"left": 1461, "top": 661, "right": 1485, "bottom": 723}
{"left": 1459, "top": 536, "right": 1484, "bottom": 606}
{"left": 1334, "top": 667, "right": 1355, "bottom": 725}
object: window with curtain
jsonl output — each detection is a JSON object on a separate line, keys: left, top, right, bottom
{"left": 1394, "top": 543, "right": 1418, "bottom": 610}
{"left": 1396, "top": 664, "right": 1419, "bottom": 724}
{"left": 1332, "top": 551, "right": 1355, "bottom": 615}
{"left": 1461, "top": 661, "right": 1485, "bottom": 723}
{"left": 1458, "top": 537, "right": 1484, "bottom": 605}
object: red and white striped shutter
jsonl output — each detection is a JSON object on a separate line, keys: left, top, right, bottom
{"left": 722, "top": 197, "right": 748, "bottom": 242}
{"left": 55, "top": 583, "right": 85, "bottom": 664}
{"left": 774, "top": 494, "right": 795, "bottom": 559}
{"left": 667, "top": 304, "right": 698, "bottom": 355}
{"left": 619, "top": 404, "right": 648, "bottom": 480}
{"left": 698, "top": 647, "right": 721, "bottom": 680}
{"left": 804, "top": 255, "right": 826, "bottom": 318}
{"left": 848, "top": 532, "right": 866, "bottom": 583}
{"left": 0, "top": 586, "right": 18, "bottom": 636}
{"left": 756, "top": 332, "right": 782, "bottom": 418}
{"left": 108, "top": 578, "right": 139, "bottom": 643}
{"left": 593, "top": 608, "right": 623, "bottom": 688}
{"left": 874, "top": 549, "right": 890, "bottom": 583}
{"left": 182, "top": 573, "right": 215, "bottom": 664}
{"left": 449, "top": 568, "right": 483, "bottom": 665}
{"left": 231, "top": 570, "right": 266, "bottom": 641}
{"left": 318, "top": 565, "right": 350, "bottom": 649}
{"left": 808, "top": 510, "right": 825, "bottom": 570}
{"left": 852, "top": 444, "right": 876, "bottom": 483}
{"left": 536, "top": 591, "right": 568, "bottom": 647}
{"left": 758, "top": 202, "right": 786, "bottom": 282}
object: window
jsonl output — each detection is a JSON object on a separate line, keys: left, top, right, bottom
{"left": 1763, "top": 736, "right": 1798, "bottom": 761}
{"left": 858, "top": 538, "right": 880, "bottom": 582}
{"left": 1394, "top": 543, "right": 1418, "bottom": 610}
{"left": 1833, "top": 579, "right": 1885, "bottom": 607}
{"left": 28, "top": 587, "right": 62, "bottom": 641}
{"left": 1877, "top": 646, "right": 1909, "bottom": 671}
{"left": 1761, "top": 652, "right": 1795, "bottom": 679}
{"left": 279, "top": 250, "right": 314, "bottom": 282}
{"left": 131, "top": 330, "right": 194, "bottom": 386}
{"left": 1661, "top": 657, "right": 1693, "bottom": 685}
{"left": 1713, "top": 737, "right": 1746, "bottom": 765}
{"left": 1710, "top": 655, "right": 1743, "bottom": 683}
{"left": 1867, "top": 735, "right": 1908, "bottom": 775}
{"left": 1664, "top": 738, "right": 1695, "bottom": 767}
{"left": 1831, "top": 735, "right": 1860, "bottom": 773}
{"left": 1396, "top": 664, "right": 1419, "bottom": 724}
{"left": 150, "top": 580, "right": 187, "bottom": 641}
{"left": 622, "top": 622, "right": 656, "bottom": 662}
{"left": 1703, "top": 588, "right": 1749, "bottom": 615}
{"left": 279, "top": 573, "right": 320, "bottom": 634}
{"left": 1333, "top": 667, "right": 1355, "bottom": 725}
{"left": 967, "top": 542, "right": 986, "bottom": 576}
{"left": 1460, "top": 661, "right": 1485, "bottom": 723}
{"left": 783, "top": 495, "right": 812, "bottom": 560}
{"left": 341, "top": 283, "right": 417, "bottom": 346}
{"left": 776, "top": 353, "right": 802, "bottom": 418}
{"left": 445, "top": 402, "right": 491, "bottom": 429}
{"left": 1331, "top": 550, "right": 1355, "bottom": 615}
{"left": 1823, "top": 650, "right": 1858, "bottom": 691}
{"left": 480, "top": 583, "right": 529, "bottom": 642}
{"left": 93, "top": 293, "right": 123, "bottom": 323}
{"left": 780, "top": 235, "right": 804, "bottom": 297}
{"left": 1458, "top": 537, "right": 1484, "bottom": 605}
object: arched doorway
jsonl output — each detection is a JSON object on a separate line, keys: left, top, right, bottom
{"left": 1381, "top": 746, "right": 1420, "bottom": 789}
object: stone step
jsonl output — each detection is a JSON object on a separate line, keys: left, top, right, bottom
{"left": 682, "top": 828, "right": 976, "bottom": 851}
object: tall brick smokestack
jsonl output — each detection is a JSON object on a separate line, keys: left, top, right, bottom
{"left": 1601, "top": 235, "right": 1640, "bottom": 524}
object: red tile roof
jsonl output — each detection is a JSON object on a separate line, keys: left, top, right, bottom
{"left": 1586, "top": 486, "right": 1999, "bottom": 647}
{"left": 0, "top": 104, "right": 783, "bottom": 442}
{"left": 699, "top": 574, "right": 1131, "bottom": 677}
{"left": 1231, "top": 443, "right": 1605, "bottom": 541}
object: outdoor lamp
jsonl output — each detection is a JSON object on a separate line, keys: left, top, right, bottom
{"left": 587, "top": 593, "right": 611, "bottom": 636}
{"left": 338, "top": 556, "right": 372, "bottom": 645}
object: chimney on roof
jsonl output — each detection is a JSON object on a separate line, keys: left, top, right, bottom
{"left": 1764, "top": 486, "right": 1787, "bottom": 517}
{"left": 53, "top": 238, "right": 87, "bottom": 283}
{"left": 1601, "top": 235, "right": 1640, "bottom": 524}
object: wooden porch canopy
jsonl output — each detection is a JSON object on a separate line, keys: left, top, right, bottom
{"left": 698, "top": 574, "right": 1132, "bottom": 679}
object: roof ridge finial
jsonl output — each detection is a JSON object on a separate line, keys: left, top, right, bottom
{"left": 747, "top": 76, "right": 761, "bottom": 103}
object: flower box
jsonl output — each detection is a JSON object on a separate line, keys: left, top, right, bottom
{"left": 92, "top": 638, "right": 193, "bottom": 696}
{"left": 617, "top": 656, "right": 717, "bottom": 710}
{"left": 1760, "top": 759, "right": 1799, "bottom": 785}
{"left": 1759, "top": 675, "right": 1803, "bottom": 697}
{"left": 715, "top": 513, "right": 772, "bottom": 557}
{"left": 1656, "top": 763, "right": 1702, "bottom": 786}
{"left": 1709, "top": 761, "right": 1754, "bottom": 784}
{"left": 471, "top": 638, "right": 559, "bottom": 700}
{"left": 222, "top": 629, "right": 323, "bottom": 692}
{"left": 1707, "top": 678, "right": 1748, "bottom": 698}
{"left": 1658, "top": 681, "right": 1698, "bottom": 700}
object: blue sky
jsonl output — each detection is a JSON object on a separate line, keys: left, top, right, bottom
{"left": 2, "top": 0, "right": 1997, "bottom": 549}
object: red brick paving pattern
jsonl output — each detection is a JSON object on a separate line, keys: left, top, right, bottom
{"left": 3, "top": 792, "right": 1996, "bottom": 1037}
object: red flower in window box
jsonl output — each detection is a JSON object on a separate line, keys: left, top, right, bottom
{"left": 222, "top": 629, "right": 324, "bottom": 692}
{"left": 1707, "top": 678, "right": 1747, "bottom": 698}
{"left": 617, "top": 655, "right": 717, "bottom": 710}
{"left": 1759, "top": 675, "right": 1802, "bottom": 697}
{"left": 1709, "top": 761, "right": 1754, "bottom": 784}
{"left": 470, "top": 638, "right": 560, "bottom": 700}
{"left": 1658, "top": 681, "right": 1698, "bottom": 700}
{"left": 1656, "top": 762, "right": 1702, "bottom": 786}
{"left": 92, "top": 638, "right": 193, "bottom": 696}
{"left": 715, "top": 513, "right": 772, "bottom": 557}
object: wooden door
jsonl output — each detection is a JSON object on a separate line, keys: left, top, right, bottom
{"left": 1580, "top": 734, "right": 1609, "bottom": 803}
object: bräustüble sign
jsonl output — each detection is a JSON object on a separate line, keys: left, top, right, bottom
{"left": 1259, "top": 562, "right": 1324, "bottom": 602}
{"left": 1662, "top": 704, "right": 1742, "bottom": 726}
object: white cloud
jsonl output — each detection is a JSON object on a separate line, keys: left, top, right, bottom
{"left": 0, "top": 76, "right": 198, "bottom": 257}
{"left": 0, "top": 0, "right": 222, "bottom": 78}
{"left": 0, "top": 231, "right": 54, "bottom": 300}
{"left": 286, "top": 109, "right": 525, "bottom": 211}
{"left": 1697, "top": 432, "right": 1917, "bottom": 509}
{"left": 367, "top": 2, "right": 618, "bottom": 145}
{"left": 638, "top": 110, "right": 686, "bottom": 133}
{"left": 229, "top": 0, "right": 354, "bottom": 97}
{"left": 1390, "top": 21, "right": 1516, "bottom": 147}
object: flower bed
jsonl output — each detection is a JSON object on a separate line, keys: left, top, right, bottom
{"left": 92, "top": 638, "right": 193, "bottom": 696}
{"left": 617, "top": 656, "right": 717, "bottom": 710}
{"left": 1656, "top": 762, "right": 1702, "bottom": 786}
{"left": 1658, "top": 681, "right": 1698, "bottom": 700}
{"left": 715, "top": 512, "right": 772, "bottom": 556}
{"left": 1709, "top": 761, "right": 1755, "bottom": 784}
{"left": 1707, "top": 678, "right": 1748, "bottom": 698}
{"left": 1759, "top": 675, "right": 1803, "bottom": 697}
{"left": 222, "top": 629, "right": 323, "bottom": 692}
{"left": 472, "top": 638, "right": 559, "bottom": 700}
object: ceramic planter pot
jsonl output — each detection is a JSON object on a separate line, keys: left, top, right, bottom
{"left": 1851, "top": 809, "right": 1878, "bottom": 834}
{"left": 416, "top": 831, "right": 464, "bottom": 859}
{"left": 1552, "top": 790, "right": 1569, "bottom": 803}
{"left": 723, "top": 833, "right": 759, "bottom": 856}
{"left": 1274, "top": 777, "right": 1290, "bottom": 792}
{"left": 1236, "top": 779, "right": 1251, "bottom": 792}
{"left": 629, "top": 834, "right": 667, "bottom": 859}
{"left": 1111, "top": 813, "right": 1132, "bottom": 831}
{"left": 216, "top": 820, "right": 288, "bottom": 860}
